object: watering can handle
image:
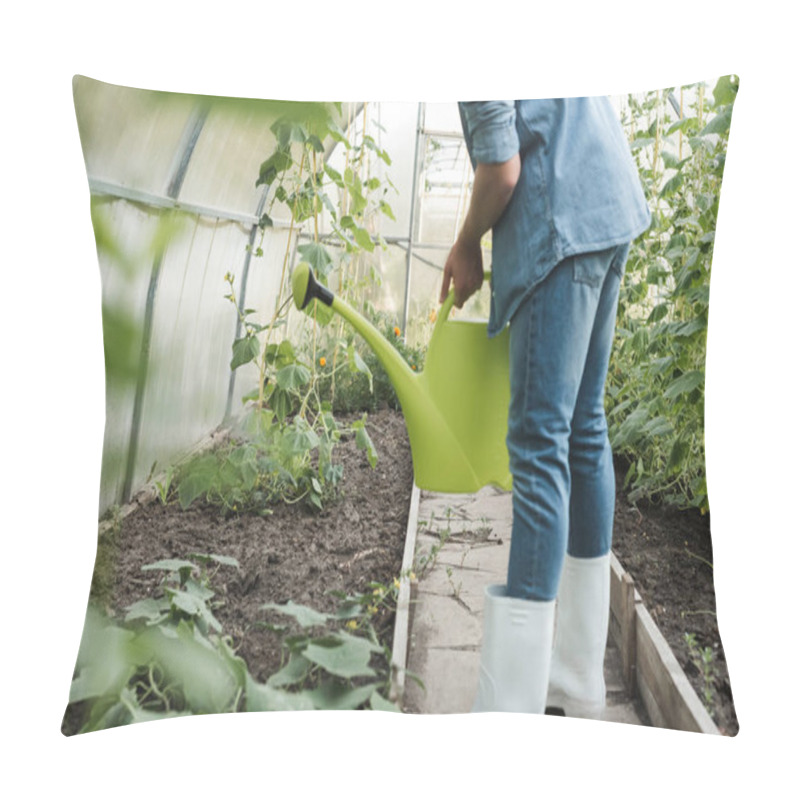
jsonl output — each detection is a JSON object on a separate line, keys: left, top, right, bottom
{"left": 436, "top": 270, "right": 493, "bottom": 331}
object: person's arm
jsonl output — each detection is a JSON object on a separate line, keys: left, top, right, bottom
{"left": 440, "top": 154, "right": 521, "bottom": 307}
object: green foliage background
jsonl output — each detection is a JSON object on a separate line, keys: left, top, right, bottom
{"left": 607, "top": 76, "right": 738, "bottom": 512}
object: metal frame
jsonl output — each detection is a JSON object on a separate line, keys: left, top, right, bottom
{"left": 121, "top": 106, "right": 209, "bottom": 503}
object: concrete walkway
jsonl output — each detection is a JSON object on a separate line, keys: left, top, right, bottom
{"left": 402, "top": 486, "right": 646, "bottom": 725}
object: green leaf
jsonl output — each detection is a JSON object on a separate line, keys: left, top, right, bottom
{"left": 646, "top": 263, "right": 671, "bottom": 284}
{"left": 141, "top": 558, "right": 197, "bottom": 573}
{"left": 256, "top": 147, "right": 293, "bottom": 187}
{"left": 630, "top": 136, "right": 655, "bottom": 152}
{"left": 363, "top": 135, "right": 392, "bottom": 165}
{"left": 267, "top": 653, "right": 313, "bottom": 688}
{"left": 183, "top": 578, "right": 215, "bottom": 602}
{"left": 642, "top": 416, "right": 674, "bottom": 438}
{"left": 354, "top": 226, "right": 375, "bottom": 252}
{"left": 231, "top": 335, "right": 260, "bottom": 370}
{"left": 700, "top": 108, "right": 732, "bottom": 137}
{"left": 344, "top": 168, "right": 367, "bottom": 214}
{"left": 672, "top": 318, "right": 707, "bottom": 339}
{"left": 261, "top": 600, "right": 331, "bottom": 628}
{"left": 660, "top": 173, "right": 684, "bottom": 198}
{"left": 370, "top": 691, "right": 401, "bottom": 712}
{"left": 668, "top": 437, "right": 690, "bottom": 472}
{"left": 353, "top": 417, "right": 378, "bottom": 469}
{"left": 666, "top": 117, "right": 696, "bottom": 136}
{"left": 660, "top": 150, "right": 681, "bottom": 169}
{"left": 271, "top": 119, "right": 308, "bottom": 148}
{"left": 379, "top": 200, "right": 396, "bottom": 221}
{"left": 282, "top": 422, "right": 320, "bottom": 456}
{"left": 306, "top": 681, "right": 379, "bottom": 710}
{"left": 124, "top": 598, "right": 168, "bottom": 625}
{"left": 136, "top": 623, "right": 241, "bottom": 714}
{"left": 169, "top": 589, "right": 204, "bottom": 617}
{"left": 610, "top": 405, "right": 649, "bottom": 449}
{"left": 664, "top": 370, "right": 704, "bottom": 400}
{"left": 630, "top": 328, "right": 650, "bottom": 355}
{"left": 303, "top": 636, "right": 377, "bottom": 680}
{"left": 347, "top": 341, "right": 373, "bottom": 392}
{"left": 296, "top": 246, "right": 333, "bottom": 278}
{"left": 187, "top": 552, "right": 240, "bottom": 570}
{"left": 212, "top": 554, "right": 240, "bottom": 568}
{"left": 70, "top": 610, "right": 137, "bottom": 703}
{"left": 324, "top": 164, "right": 344, "bottom": 187}
{"left": 264, "top": 339, "right": 296, "bottom": 368}
{"left": 309, "top": 296, "right": 335, "bottom": 327}
{"left": 246, "top": 674, "right": 315, "bottom": 712}
{"left": 80, "top": 698, "right": 132, "bottom": 733}
{"left": 178, "top": 459, "right": 217, "bottom": 509}
{"left": 713, "top": 75, "right": 738, "bottom": 107}
{"left": 326, "top": 122, "right": 351, "bottom": 148}
{"left": 308, "top": 134, "right": 325, "bottom": 153}
{"left": 275, "top": 363, "right": 311, "bottom": 391}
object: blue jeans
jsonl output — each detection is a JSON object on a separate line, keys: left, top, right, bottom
{"left": 505, "top": 244, "right": 629, "bottom": 602}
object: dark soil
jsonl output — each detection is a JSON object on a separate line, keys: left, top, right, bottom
{"left": 68, "top": 407, "right": 737, "bottom": 735}
{"left": 612, "top": 460, "right": 739, "bottom": 736}
{"left": 88, "top": 409, "right": 413, "bottom": 686}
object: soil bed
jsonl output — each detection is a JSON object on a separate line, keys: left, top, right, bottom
{"left": 612, "top": 460, "right": 739, "bottom": 735}
{"left": 89, "top": 409, "right": 413, "bottom": 687}
{"left": 71, "top": 408, "right": 737, "bottom": 736}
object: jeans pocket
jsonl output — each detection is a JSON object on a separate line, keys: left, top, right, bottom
{"left": 572, "top": 251, "right": 608, "bottom": 288}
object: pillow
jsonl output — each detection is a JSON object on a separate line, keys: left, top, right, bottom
{"left": 64, "top": 75, "right": 738, "bottom": 736}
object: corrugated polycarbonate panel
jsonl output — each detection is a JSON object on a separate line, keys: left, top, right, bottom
{"left": 177, "top": 102, "right": 279, "bottom": 221}
{"left": 73, "top": 77, "right": 197, "bottom": 198}
{"left": 132, "top": 215, "right": 253, "bottom": 493}
{"left": 92, "top": 198, "right": 165, "bottom": 510}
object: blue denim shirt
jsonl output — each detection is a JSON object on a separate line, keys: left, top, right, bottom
{"left": 458, "top": 99, "right": 651, "bottom": 336}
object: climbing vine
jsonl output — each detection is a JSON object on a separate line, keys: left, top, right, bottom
{"left": 608, "top": 75, "right": 739, "bottom": 512}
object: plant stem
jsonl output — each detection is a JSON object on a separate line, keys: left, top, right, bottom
{"left": 257, "top": 148, "right": 308, "bottom": 409}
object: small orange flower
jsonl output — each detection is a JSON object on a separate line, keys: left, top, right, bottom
{"left": 429, "top": 309, "right": 438, "bottom": 323}
{"left": 393, "top": 326, "right": 401, "bottom": 337}
{"left": 319, "top": 356, "right": 326, "bottom": 367}
{"left": 412, "top": 364, "right": 417, "bottom": 371}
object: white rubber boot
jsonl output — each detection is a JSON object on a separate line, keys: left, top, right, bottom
{"left": 546, "top": 553, "right": 611, "bottom": 718}
{"left": 472, "top": 585, "right": 556, "bottom": 713}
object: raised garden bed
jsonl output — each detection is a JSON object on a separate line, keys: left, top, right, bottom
{"left": 63, "top": 409, "right": 414, "bottom": 734}
{"left": 611, "top": 470, "right": 738, "bottom": 735}
{"left": 64, "top": 408, "right": 737, "bottom": 736}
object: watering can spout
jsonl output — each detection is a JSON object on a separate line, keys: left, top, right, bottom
{"left": 291, "top": 262, "right": 512, "bottom": 494}
{"left": 292, "top": 262, "right": 416, "bottom": 386}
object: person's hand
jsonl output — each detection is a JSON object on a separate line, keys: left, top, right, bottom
{"left": 440, "top": 234, "right": 483, "bottom": 308}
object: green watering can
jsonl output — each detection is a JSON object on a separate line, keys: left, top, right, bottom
{"left": 291, "top": 263, "right": 512, "bottom": 494}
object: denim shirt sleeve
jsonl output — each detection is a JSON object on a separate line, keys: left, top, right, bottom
{"left": 458, "top": 101, "right": 519, "bottom": 165}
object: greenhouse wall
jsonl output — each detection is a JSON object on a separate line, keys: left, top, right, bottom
{"left": 74, "top": 77, "right": 298, "bottom": 512}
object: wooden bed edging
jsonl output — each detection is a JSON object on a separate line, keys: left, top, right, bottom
{"left": 609, "top": 552, "right": 720, "bottom": 735}
{"left": 389, "top": 482, "right": 421, "bottom": 704}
